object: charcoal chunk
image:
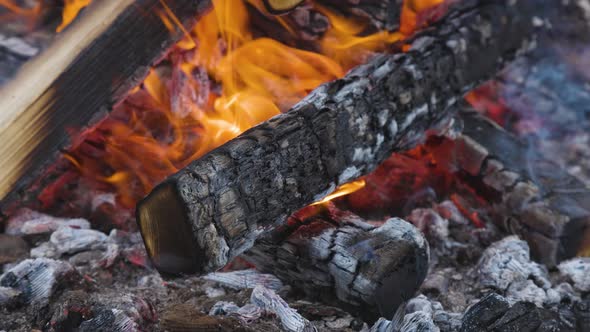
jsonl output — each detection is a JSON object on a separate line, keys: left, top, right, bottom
{"left": 460, "top": 293, "right": 510, "bottom": 332}
{"left": 488, "top": 302, "right": 545, "bottom": 332}
{"left": 0, "top": 258, "right": 78, "bottom": 307}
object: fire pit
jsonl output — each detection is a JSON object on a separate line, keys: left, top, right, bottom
{"left": 0, "top": 0, "right": 589, "bottom": 331}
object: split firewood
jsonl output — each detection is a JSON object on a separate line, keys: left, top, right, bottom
{"left": 243, "top": 209, "right": 429, "bottom": 320}
{"left": 438, "top": 108, "right": 590, "bottom": 266}
{"left": 0, "top": 0, "right": 212, "bottom": 208}
{"left": 137, "top": 0, "right": 544, "bottom": 275}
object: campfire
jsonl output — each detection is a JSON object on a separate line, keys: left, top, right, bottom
{"left": 1, "top": 0, "right": 590, "bottom": 331}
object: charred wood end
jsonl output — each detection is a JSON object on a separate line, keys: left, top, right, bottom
{"left": 137, "top": 182, "right": 204, "bottom": 275}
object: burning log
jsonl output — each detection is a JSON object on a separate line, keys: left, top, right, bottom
{"left": 441, "top": 108, "right": 590, "bottom": 266}
{"left": 0, "top": 0, "right": 212, "bottom": 207}
{"left": 138, "top": 0, "right": 541, "bottom": 275}
{"left": 243, "top": 212, "right": 429, "bottom": 320}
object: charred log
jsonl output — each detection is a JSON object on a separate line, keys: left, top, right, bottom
{"left": 137, "top": 0, "right": 543, "bottom": 275}
{"left": 316, "top": 0, "right": 403, "bottom": 31}
{"left": 0, "top": 0, "right": 212, "bottom": 210}
{"left": 242, "top": 211, "right": 429, "bottom": 320}
{"left": 248, "top": 3, "right": 330, "bottom": 49}
{"left": 443, "top": 108, "right": 590, "bottom": 267}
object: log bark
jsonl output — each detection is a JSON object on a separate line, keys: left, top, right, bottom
{"left": 0, "top": 0, "right": 212, "bottom": 208}
{"left": 137, "top": 0, "right": 541, "bottom": 275}
{"left": 242, "top": 209, "right": 429, "bottom": 320}
{"left": 441, "top": 108, "right": 590, "bottom": 267}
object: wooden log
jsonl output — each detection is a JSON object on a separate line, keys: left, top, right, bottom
{"left": 438, "top": 107, "right": 590, "bottom": 266}
{"left": 137, "top": 0, "right": 542, "bottom": 275}
{"left": 242, "top": 207, "right": 429, "bottom": 320}
{"left": 316, "top": 0, "right": 404, "bottom": 31}
{"left": 0, "top": 0, "right": 212, "bottom": 209}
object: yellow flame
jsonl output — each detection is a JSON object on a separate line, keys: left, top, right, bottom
{"left": 67, "top": 0, "right": 447, "bottom": 207}
{"left": 312, "top": 180, "right": 366, "bottom": 206}
{"left": 56, "top": 0, "right": 91, "bottom": 32}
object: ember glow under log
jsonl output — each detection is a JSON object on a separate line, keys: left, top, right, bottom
{"left": 138, "top": 0, "right": 540, "bottom": 275}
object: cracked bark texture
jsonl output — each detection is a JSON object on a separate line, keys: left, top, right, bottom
{"left": 137, "top": 0, "right": 541, "bottom": 275}
{"left": 243, "top": 216, "right": 429, "bottom": 320}
{"left": 447, "top": 108, "right": 590, "bottom": 267}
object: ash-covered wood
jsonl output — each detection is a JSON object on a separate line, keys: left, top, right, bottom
{"left": 0, "top": 0, "right": 212, "bottom": 210}
{"left": 138, "top": 0, "right": 542, "bottom": 275}
{"left": 243, "top": 215, "right": 429, "bottom": 320}
{"left": 445, "top": 108, "right": 590, "bottom": 266}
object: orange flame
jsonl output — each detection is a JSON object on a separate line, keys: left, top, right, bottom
{"left": 0, "top": 0, "right": 90, "bottom": 32}
{"left": 56, "top": 0, "right": 91, "bottom": 32}
{"left": 312, "top": 180, "right": 367, "bottom": 206}
{"left": 66, "top": 0, "right": 450, "bottom": 207}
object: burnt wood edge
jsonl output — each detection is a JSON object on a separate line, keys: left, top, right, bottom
{"left": 0, "top": 0, "right": 213, "bottom": 214}
{"left": 137, "top": 0, "right": 543, "bottom": 275}
{"left": 454, "top": 108, "right": 590, "bottom": 266}
{"left": 243, "top": 216, "right": 429, "bottom": 321}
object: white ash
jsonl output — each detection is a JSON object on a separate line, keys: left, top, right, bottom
{"left": 369, "top": 317, "right": 393, "bottom": 332}
{"left": 5, "top": 209, "right": 90, "bottom": 236}
{"left": 0, "top": 258, "right": 77, "bottom": 306}
{"left": 550, "top": 282, "right": 581, "bottom": 303}
{"left": 557, "top": 258, "right": 590, "bottom": 292}
{"left": 82, "top": 293, "right": 156, "bottom": 331}
{"left": 400, "top": 311, "right": 439, "bottom": 332}
{"left": 250, "top": 285, "right": 315, "bottom": 332}
{"left": 205, "top": 285, "right": 226, "bottom": 298}
{"left": 50, "top": 227, "right": 108, "bottom": 255}
{"left": 203, "top": 269, "right": 284, "bottom": 291}
{"left": 324, "top": 316, "right": 354, "bottom": 330}
{"left": 435, "top": 200, "right": 470, "bottom": 225}
{"left": 406, "top": 208, "right": 450, "bottom": 242}
{"left": 505, "top": 279, "right": 547, "bottom": 307}
{"left": 78, "top": 308, "right": 138, "bottom": 332}
{"left": 209, "top": 301, "right": 241, "bottom": 316}
{"left": 474, "top": 236, "right": 550, "bottom": 291}
{"left": 0, "top": 287, "right": 20, "bottom": 306}
{"left": 235, "top": 303, "right": 264, "bottom": 323}
{"left": 30, "top": 241, "right": 58, "bottom": 259}
{"left": 136, "top": 274, "right": 165, "bottom": 289}
{"left": 97, "top": 243, "right": 120, "bottom": 268}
